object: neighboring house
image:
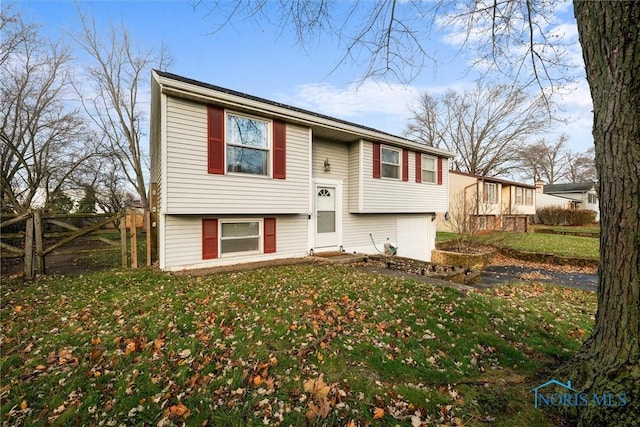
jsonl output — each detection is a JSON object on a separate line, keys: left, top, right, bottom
{"left": 537, "top": 182, "right": 600, "bottom": 221}
{"left": 437, "top": 171, "right": 536, "bottom": 233}
{"left": 149, "top": 71, "right": 454, "bottom": 271}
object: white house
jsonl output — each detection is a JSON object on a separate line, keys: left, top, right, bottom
{"left": 536, "top": 182, "right": 600, "bottom": 222}
{"left": 149, "top": 71, "right": 454, "bottom": 271}
{"left": 437, "top": 171, "right": 536, "bottom": 233}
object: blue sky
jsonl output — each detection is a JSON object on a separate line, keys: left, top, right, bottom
{"left": 11, "top": 0, "right": 594, "bottom": 154}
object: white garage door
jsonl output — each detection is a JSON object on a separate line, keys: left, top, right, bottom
{"left": 396, "top": 217, "right": 434, "bottom": 261}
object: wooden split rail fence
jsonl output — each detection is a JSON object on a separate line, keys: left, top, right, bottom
{"left": 0, "top": 209, "right": 152, "bottom": 278}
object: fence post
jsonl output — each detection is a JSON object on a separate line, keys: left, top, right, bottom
{"left": 33, "top": 209, "right": 44, "bottom": 275}
{"left": 24, "top": 211, "right": 34, "bottom": 278}
{"left": 130, "top": 209, "right": 138, "bottom": 269}
{"left": 145, "top": 210, "right": 151, "bottom": 267}
{"left": 120, "top": 212, "right": 127, "bottom": 268}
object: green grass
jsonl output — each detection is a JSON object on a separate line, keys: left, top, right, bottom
{"left": 1, "top": 265, "right": 596, "bottom": 426}
{"left": 437, "top": 230, "right": 599, "bottom": 260}
{"left": 490, "top": 232, "right": 599, "bottom": 259}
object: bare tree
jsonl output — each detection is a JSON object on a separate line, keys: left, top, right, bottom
{"left": 563, "top": 146, "right": 596, "bottom": 183}
{"left": 405, "top": 81, "right": 548, "bottom": 177}
{"left": 516, "top": 134, "right": 568, "bottom": 184}
{"left": 0, "top": 12, "right": 96, "bottom": 213}
{"left": 74, "top": 12, "right": 171, "bottom": 211}
{"left": 200, "top": 1, "right": 640, "bottom": 423}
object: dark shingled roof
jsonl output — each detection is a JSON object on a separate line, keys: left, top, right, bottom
{"left": 543, "top": 182, "right": 595, "bottom": 193}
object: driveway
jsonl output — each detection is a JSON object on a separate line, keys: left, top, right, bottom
{"left": 479, "top": 265, "right": 598, "bottom": 291}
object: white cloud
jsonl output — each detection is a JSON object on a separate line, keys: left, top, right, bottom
{"left": 277, "top": 81, "right": 469, "bottom": 136}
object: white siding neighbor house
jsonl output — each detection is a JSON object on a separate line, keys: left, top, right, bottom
{"left": 150, "top": 71, "right": 454, "bottom": 271}
{"left": 539, "top": 182, "right": 600, "bottom": 221}
{"left": 437, "top": 171, "right": 536, "bottom": 233}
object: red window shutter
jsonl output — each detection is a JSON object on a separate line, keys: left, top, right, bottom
{"left": 415, "top": 152, "right": 422, "bottom": 183}
{"left": 402, "top": 149, "right": 409, "bottom": 181}
{"left": 437, "top": 157, "right": 443, "bottom": 185}
{"left": 202, "top": 218, "right": 218, "bottom": 259}
{"left": 264, "top": 218, "right": 276, "bottom": 254}
{"left": 372, "top": 142, "right": 381, "bottom": 178}
{"left": 273, "top": 121, "right": 286, "bottom": 179}
{"left": 207, "top": 106, "right": 225, "bottom": 174}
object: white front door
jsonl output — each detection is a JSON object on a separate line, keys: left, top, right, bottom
{"left": 315, "top": 185, "right": 339, "bottom": 248}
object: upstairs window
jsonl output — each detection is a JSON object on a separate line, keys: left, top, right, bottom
{"left": 421, "top": 155, "right": 437, "bottom": 183}
{"left": 588, "top": 193, "right": 597, "bottom": 204}
{"left": 484, "top": 182, "right": 497, "bottom": 204}
{"left": 515, "top": 187, "right": 523, "bottom": 205}
{"left": 525, "top": 188, "right": 534, "bottom": 205}
{"left": 226, "top": 113, "right": 269, "bottom": 175}
{"left": 381, "top": 146, "right": 401, "bottom": 179}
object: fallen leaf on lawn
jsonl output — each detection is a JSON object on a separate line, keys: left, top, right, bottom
{"left": 14, "top": 306, "right": 22, "bottom": 313}
{"left": 346, "top": 420, "right": 356, "bottom": 427}
{"left": 20, "top": 400, "right": 28, "bottom": 410}
{"left": 253, "top": 375, "right": 263, "bottom": 386}
{"left": 124, "top": 341, "right": 137, "bottom": 356}
{"left": 154, "top": 338, "right": 165, "bottom": 350}
{"left": 304, "top": 374, "right": 330, "bottom": 400}
{"left": 91, "top": 337, "right": 101, "bottom": 345}
{"left": 169, "top": 403, "right": 190, "bottom": 418}
{"left": 373, "top": 407, "right": 385, "bottom": 419}
{"left": 178, "top": 349, "right": 191, "bottom": 358}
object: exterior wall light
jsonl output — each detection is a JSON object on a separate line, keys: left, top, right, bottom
{"left": 324, "top": 158, "right": 331, "bottom": 172}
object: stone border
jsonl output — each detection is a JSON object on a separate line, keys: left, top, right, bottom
{"left": 431, "top": 248, "right": 496, "bottom": 270}
{"left": 497, "top": 247, "right": 599, "bottom": 268}
{"left": 534, "top": 228, "right": 599, "bottom": 238}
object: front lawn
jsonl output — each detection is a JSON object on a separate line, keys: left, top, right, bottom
{"left": 490, "top": 232, "right": 599, "bottom": 260}
{"left": 437, "top": 231, "right": 600, "bottom": 260}
{"left": 1, "top": 266, "right": 596, "bottom": 426}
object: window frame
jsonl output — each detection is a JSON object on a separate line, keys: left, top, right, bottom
{"left": 515, "top": 187, "right": 524, "bottom": 205}
{"left": 219, "top": 219, "right": 263, "bottom": 256}
{"left": 484, "top": 182, "right": 498, "bottom": 204}
{"left": 225, "top": 111, "right": 272, "bottom": 177}
{"left": 478, "top": 216, "right": 487, "bottom": 230}
{"left": 380, "top": 145, "right": 401, "bottom": 180}
{"left": 525, "top": 188, "right": 534, "bottom": 205}
{"left": 421, "top": 154, "right": 437, "bottom": 184}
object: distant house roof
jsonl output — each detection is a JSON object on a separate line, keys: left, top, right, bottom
{"left": 449, "top": 170, "right": 536, "bottom": 189}
{"left": 544, "top": 182, "right": 595, "bottom": 194}
{"left": 152, "top": 70, "right": 455, "bottom": 158}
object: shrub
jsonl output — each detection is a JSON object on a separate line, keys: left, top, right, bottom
{"left": 566, "top": 209, "right": 597, "bottom": 226}
{"left": 537, "top": 207, "right": 567, "bottom": 225}
{"left": 536, "top": 207, "right": 597, "bottom": 226}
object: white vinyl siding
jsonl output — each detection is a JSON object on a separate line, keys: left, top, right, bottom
{"left": 312, "top": 140, "right": 349, "bottom": 178}
{"left": 359, "top": 141, "right": 449, "bottom": 213}
{"left": 164, "top": 98, "right": 309, "bottom": 214}
{"left": 162, "top": 214, "right": 308, "bottom": 270}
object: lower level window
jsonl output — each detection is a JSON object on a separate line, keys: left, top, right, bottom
{"left": 220, "top": 221, "right": 260, "bottom": 254}
{"left": 478, "top": 216, "right": 487, "bottom": 230}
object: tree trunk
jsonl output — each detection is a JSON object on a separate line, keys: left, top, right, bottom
{"left": 557, "top": 2, "right": 640, "bottom": 425}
